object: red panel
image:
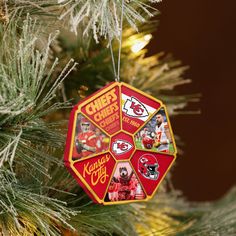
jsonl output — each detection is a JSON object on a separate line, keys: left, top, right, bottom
{"left": 130, "top": 150, "right": 175, "bottom": 196}
{"left": 73, "top": 153, "right": 116, "bottom": 200}
{"left": 81, "top": 85, "right": 121, "bottom": 135}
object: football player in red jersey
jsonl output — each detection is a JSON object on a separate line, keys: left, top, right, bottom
{"left": 108, "top": 177, "right": 119, "bottom": 201}
{"left": 76, "top": 118, "right": 97, "bottom": 158}
{"left": 154, "top": 113, "right": 172, "bottom": 152}
{"left": 95, "top": 128, "right": 109, "bottom": 153}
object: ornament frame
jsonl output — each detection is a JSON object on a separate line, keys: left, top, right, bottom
{"left": 64, "top": 82, "right": 177, "bottom": 205}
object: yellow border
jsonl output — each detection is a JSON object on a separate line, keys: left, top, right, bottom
{"left": 162, "top": 105, "right": 178, "bottom": 155}
{"left": 128, "top": 159, "right": 148, "bottom": 198}
{"left": 72, "top": 149, "right": 110, "bottom": 164}
{"left": 66, "top": 82, "right": 177, "bottom": 205}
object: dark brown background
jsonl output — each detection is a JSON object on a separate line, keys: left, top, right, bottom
{"left": 148, "top": 0, "right": 236, "bottom": 201}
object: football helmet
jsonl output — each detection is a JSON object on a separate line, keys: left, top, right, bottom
{"left": 142, "top": 130, "right": 155, "bottom": 149}
{"left": 138, "top": 154, "right": 159, "bottom": 180}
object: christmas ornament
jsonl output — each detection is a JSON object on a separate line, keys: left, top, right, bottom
{"left": 64, "top": 82, "right": 177, "bottom": 204}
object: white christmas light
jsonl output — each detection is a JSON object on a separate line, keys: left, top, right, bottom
{"left": 131, "top": 34, "right": 152, "bottom": 53}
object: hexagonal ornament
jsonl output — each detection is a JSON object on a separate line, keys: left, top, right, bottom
{"left": 64, "top": 82, "right": 177, "bottom": 204}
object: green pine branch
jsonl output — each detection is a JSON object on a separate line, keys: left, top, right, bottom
{"left": 0, "top": 16, "right": 78, "bottom": 235}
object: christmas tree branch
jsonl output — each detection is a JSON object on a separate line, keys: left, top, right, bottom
{"left": 0, "top": 15, "right": 79, "bottom": 235}
{"left": 3, "top": 0, "right": 162, "bottom": 43}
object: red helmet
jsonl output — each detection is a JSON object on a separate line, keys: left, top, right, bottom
{"left": 138, "top": 154, "right": 159, "bottom": 180}
{"left": 142, "top": 136, "right": 155, "bottom": 149}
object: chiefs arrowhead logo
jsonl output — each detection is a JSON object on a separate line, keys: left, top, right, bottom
{"left": 123, "top": 96, "right": 149, "bottom": 118}
{"left": 112, "top": 139, "right": 133, "bottom": 155}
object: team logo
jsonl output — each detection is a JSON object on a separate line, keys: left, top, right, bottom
{"left": 123, "top": 96, "right": 149, "bottom": 118}
{"left": 112, "top": 139, "right": 133, "bottom": 155}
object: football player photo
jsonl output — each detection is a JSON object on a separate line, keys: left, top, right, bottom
{"left": 72, "top": 114, "right": 110, "bottom": 160}
{"left": 135, "top": 108, "right": 175, "bottom": 154}
{"left": 105, "top": 162, "right": 146, "bottom": 202}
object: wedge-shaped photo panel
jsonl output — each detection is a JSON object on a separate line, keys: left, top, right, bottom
{"left": 135, "top": 107, "right": 176, "bottom": 154}
{"left": 72, "top": 114, "right": 110, "bottom": 160}
{"left": 104, "top": 162, "right": 146, "bottom": 203}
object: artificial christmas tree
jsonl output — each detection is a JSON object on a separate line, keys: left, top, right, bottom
{"left": 0, "top": 1, "right": 236, "bottom": 235}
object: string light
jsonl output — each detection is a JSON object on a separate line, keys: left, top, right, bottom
{"left": 131, "top": 34, "right": 152, "bottom": 53}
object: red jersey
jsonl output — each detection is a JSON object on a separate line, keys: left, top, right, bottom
{"left": 130, "top": 177, "right": 138, "bottom": 191}
{"left": 77, "top": 131, "right": 97, "bottom": 157}
{"left": 96, "top": 135, "right": 104, "bottom": 153}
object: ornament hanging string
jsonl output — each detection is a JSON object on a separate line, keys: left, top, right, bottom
{"left": 108, "top": 35, "right": 117, "bottom": 80}
{"left": 108, "top": 0, "right": 125, "bottom": 82}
